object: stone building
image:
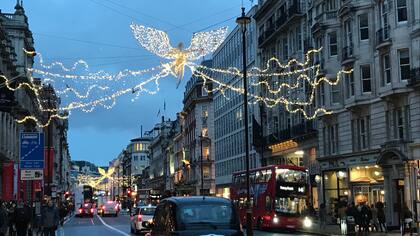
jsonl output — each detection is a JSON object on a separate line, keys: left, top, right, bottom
{"left": 212, "top": 6, "right": 260, "bottom": 198}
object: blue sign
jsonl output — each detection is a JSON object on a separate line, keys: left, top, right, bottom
{"left": 20, "top": 132, "right": 44, "bottom": 169}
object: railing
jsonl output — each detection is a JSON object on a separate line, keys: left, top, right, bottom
{"left": 326, "top": 11, "right": 337, "bottom": 19}
{"left": 264, "top": 26, "right": 275, "bottom": 39}
{"left": 409, "top": 68, "right": 420, "bottom": 86}
{"left": 288, "top": 1, "right": 302, "bottom": 17}
{"left": 342, "top": 45, "right": 353, "bottom": 61}
{"left": 376, "top": 25, "right": 391, "bottom": 46}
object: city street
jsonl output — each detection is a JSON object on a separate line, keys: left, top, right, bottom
{"left": 60, "top": 213, "right": 316, "bottom": 236}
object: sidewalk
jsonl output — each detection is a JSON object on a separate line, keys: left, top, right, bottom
{"left": 300, "top": 224, "right": 417, "bottom": 236}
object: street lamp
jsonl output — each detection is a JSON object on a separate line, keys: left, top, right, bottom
{"left": 236, "top": 7, "right": 253, "bottom": 236}
{"left": 199, "top": 135, "right": 211, "bottom": 196}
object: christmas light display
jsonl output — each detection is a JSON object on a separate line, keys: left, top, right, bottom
{"left": 0, "top": 23, "right": 354, "bottom": 127}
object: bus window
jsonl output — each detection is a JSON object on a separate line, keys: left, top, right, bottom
{"left": 265, "top": 196, "right": 272, "bottom": 211}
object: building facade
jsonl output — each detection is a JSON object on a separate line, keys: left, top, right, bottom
{"left": 305, "top": 0, "right": 420, "bottom": 228}
{"left": 175, "top": 60, "right": 216, "bottom": 196}
{"left": 212, "top": 6, "right": 260, "bottom": 198}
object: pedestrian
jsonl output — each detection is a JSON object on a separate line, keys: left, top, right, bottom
{"left": 401, "top": 203, "right": 413, "bottom": 236}
{"left": 360, "top": 203, "right": 370, "bottom": 232}
{"left": 337, "top": 202, "right": 347, "bottom": 234}
{"left": 0, "top": 201, "right": 9, "bottom": 236}
{"left": 319, "top": 203, "right": 327, "bottom": 230}
{"left": 8, "top": 201, "right": 16, "bottom": 236}
{"left": 41, "top": 200, "right": 60, "bottom": 236}
{"left": 376, "top": 201, "right": 387, "bottom": 233}
{"left": 370, "top": 204, "right": 378, "bottom": 232}
{"left": 58, "top": 203, "right": 67, "bottom": 226}
{"left": 13, "top": 201, "right": 31, "bottom": 236}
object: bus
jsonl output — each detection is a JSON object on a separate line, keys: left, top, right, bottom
{"left": 230, "top": 165, "right": 310, "bottom": 230}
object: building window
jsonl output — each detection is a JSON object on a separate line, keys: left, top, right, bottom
{"left": 397, "top": 0, "right": 408, "bottom": 22}
{"left": 201, "top": 128, "right": 208, "bottom": 137}
{"left": 331, "top": 82, "right": 340, "bottom": 104}
{"left": 282, "top": 37, "right": 288, "bottom": 61}
{"left": 382, "top": 53, "right": 391, "bottom": 85}
{"left": 326, "top": 0, "right": 337, "bottom": 11}
{"left": 345, "top": 70, "right": 354, "bottom": 98}
{"left": 134, "top": 156, "right": 138, "bottom": 161}
{"left": 394, "top": 108, "right": 404, "bottom": 139}
{"left": 323, "top": 127, "right": 328, "bottom": 155}
{"left": 319, "top": 82, "right": 325, "bottom": 106}
{"left": 329, "top": 124, "right": 338, "bottom": 154}
{"left": 361, "top": 64, "right": 372, "bottom": 93}
{"left": 328, "top": 31, "right": 338, "bottom": 56}
{"left": 398, "top": 49, "right": 410, "bottom": 81}
{"left": 359, "top": 14, "right": 369, "bottom": 40}
{"left": 359, "top": 116, "right": 370, "bottom": 150}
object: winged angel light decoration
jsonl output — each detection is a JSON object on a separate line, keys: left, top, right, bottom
{"left": 130, "top": 23, "right": 228, "bottom": 87}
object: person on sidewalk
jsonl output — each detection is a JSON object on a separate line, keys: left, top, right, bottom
{"left": 13, "top": 201, "right": 31, "bottom": 236}
{"left": 41, "top": 200, "right": 60, "bottom": 236}
{"left": 319, "top": 203, "right": 327, "bottom": 230}
{"left": 7, "top": 201, "right": 16, "bottom": 236}
{"left": 0, "top": 201, "right": 8, "bottom": 236}
{"left": 376, "top": 201, "right": 387, "bottom": 233}
{"left": 370, "top": 204, "right": 378, "bottom": 232}
{"left": 337, "top": 202, "right": 347, "bottom": 233}
{"left": 401, "top": 203, "right": 413, "bottom": 236}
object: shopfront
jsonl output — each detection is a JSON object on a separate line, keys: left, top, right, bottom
{"left": 322, "top": 170, "right": 349, "bottom": 217}
{"left": 349, "top": 165, "right": 384, "bottom": 205}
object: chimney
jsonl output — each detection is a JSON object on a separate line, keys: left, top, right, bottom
{"left": 161, "top": 116, "right": 164, "bottom": 123}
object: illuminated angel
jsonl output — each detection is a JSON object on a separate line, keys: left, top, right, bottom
{"left": 130, "top": 23, "right": 228, "bottom": 87}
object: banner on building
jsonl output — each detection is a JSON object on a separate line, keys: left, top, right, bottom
{"left": 1, "top": 162, "right": 14, "bottom": 200}
{"left": 20, "top": 132, "right": 45, "bottom": 169}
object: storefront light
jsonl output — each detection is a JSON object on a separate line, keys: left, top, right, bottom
{"left": 344, "top": 191, "right": 349, "bottom": 195}
{"left": 338, "top": 171, "right": 346, "bottom": 179}
{"left": 315, "top": 175, "right": 321, "bottom": 183}
{"left": 294, "top": 150, "right": 304, "bottom": 155}
{"left": 374, "top": 171, "right": 381, "bottom": 176}
{"left": 380, "top": 190, "right": 385, "bottom": 195}
{"left": 356, "top": 166, "right": 360, "bottom": 170}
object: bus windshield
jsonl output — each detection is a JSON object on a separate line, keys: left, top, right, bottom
{"left": 274, "top": 197, "right": 307, "bottom": 216}
{"left": 275, "top": 168, "right": 308, "bottom": 183}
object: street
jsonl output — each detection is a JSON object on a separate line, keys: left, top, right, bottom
{"left": 60, "top": 213, "right": 316, "bottom": 236}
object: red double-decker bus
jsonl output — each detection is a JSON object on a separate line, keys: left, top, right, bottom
{"left": 230, "top": 165, "right": 310, "bottom": 230}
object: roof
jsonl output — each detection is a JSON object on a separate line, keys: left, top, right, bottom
{"left": 165, "top": 196, "right": 232, "bottom": 205}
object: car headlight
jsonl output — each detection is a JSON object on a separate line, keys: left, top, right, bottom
{"left": 303, "top": 217, "right": 312, "bottom": 228}
{"left": 273, "top": 215, "right": 279, "bottom": 224}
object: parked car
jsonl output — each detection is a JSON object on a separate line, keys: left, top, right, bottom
{"left": 142, "top": 196, "right": 243, "bottom": 236}
{"left": 76, "top": 203, "right": 94, "bottom": 218}
{"left": 99, "top": 201, "right": 119, "bottom": 217}
{"left": 130, "top": 205, "right": 156, "bottom": 234}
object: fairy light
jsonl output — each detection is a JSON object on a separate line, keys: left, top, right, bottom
{"left": 2, "top": 29, "right": 352, "bottom": 127}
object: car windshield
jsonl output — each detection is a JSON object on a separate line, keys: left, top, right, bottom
{"left": 140, "top": 207, "right": 155, "bottom": 215}
{"left": 178, "top": 204, "right": 238, "bottom": 230}
{"left": 274, "top": 197, "right": 307, "bottom": 216}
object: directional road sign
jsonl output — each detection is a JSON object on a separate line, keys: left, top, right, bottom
{"left": 20, "top": 132, "right": 44, "bottom": 169}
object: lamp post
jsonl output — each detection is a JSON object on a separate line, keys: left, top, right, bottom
{"left": 198, "top": 135, "right": 211, "bottom": 195}
{"left": 236, "top": 7, "right": 253, "bottom": 236}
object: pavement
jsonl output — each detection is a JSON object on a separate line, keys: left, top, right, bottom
{"left": 298, "top": 223, "right": 417, "bottom": 236}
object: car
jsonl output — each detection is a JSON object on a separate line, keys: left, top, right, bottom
{"left": 142, "top": 196, "right": 243, "bottom": 236}
{"left": 99, "top": 201, "right": 119, "bottom": 217}
{"left": 76, "top": 203, "right": 94, "bottom": 218}
{"left": 130, "top": 205, "right": 156, "bottom": 235}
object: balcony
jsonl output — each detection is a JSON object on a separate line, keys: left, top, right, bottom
{"left": 276, "top": 13, "right": 287, "bottom": 29}
{"left": 409, "top": 68, "right": 420, "bottom": 87}
{"left": 376, "top": 26, "right": 391, "bottom": 49}
{"left": 266, "top": 121, "right": 317, "bottom": 145}
{"left": 326, "top": 11, "right": 337, "bottom": 20}
{"left": 288, "top": 0, "right": 303, "bottom": 20}
{"left": 341, "top": 45, "right": 355, "bottom": 65}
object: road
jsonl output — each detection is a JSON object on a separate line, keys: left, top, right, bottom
{"left": 60, "top": 213, "right": 316, "bottom": 236}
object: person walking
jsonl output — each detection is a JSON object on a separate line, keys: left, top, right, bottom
{"left": 337, "top": 202, "right": 347, "bottom": 234}
{"left": 41, "top": 200, "right": 60, "bottom": 236}
{"left": 370, "top": 204, "right": 379, "bottom": 232}
{"left": 319, "top": 203, "right": 327, "bottom": 230}
{"left": 401, "top": 203, "right": 413, "bottom": 236}
{"left": 13, "top": 201, "right": 31, "bottom": 236}
{"left": 376, "top": 201, "right": 387, "bottom": 233}
{"left": 8, "top": 202, "right": 16, "bottom": 236}
{"left": 0, "top": 201, "right": 8, "bottom": 236}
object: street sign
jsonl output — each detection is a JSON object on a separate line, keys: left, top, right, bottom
{"left": 20, "top": 132, "right": 45, "bottom": 169}
{"left": 21, "top": 169, "right": 44, "bottom": 180}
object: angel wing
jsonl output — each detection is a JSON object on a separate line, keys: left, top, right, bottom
{"left": 186, "top": 26, "right": 228, "bottom": 61}
{"left": 98, "top": 167, "right": 106, "bottom": 176}
{"left": 130, "top": 23, "right": 176, "bottom": 60}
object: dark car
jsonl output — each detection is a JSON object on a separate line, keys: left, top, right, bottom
{"left": 142, "top": 196, "right": 243, "bottom": 236}
{"left": 77, "top": 203, "right": 94, "bottom": 218}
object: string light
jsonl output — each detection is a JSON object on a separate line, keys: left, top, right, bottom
{"left": 2, "top": 27, "right": 352, "bottom": 127}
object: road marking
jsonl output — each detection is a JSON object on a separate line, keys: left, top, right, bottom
{"left": 97, "top": 215, "right": 130, "bottom": 236}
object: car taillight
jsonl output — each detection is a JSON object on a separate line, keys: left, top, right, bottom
{"left": 114, "top": 205, "right": 118, "bottom": 210}
{"left": 90, "top": 208, "right": 94, "bottom": 213}
{"left": 137, "top": 215, "right": 143, "bottom": 221}
{"left": 102, "top": 206, "right": 105, "bottom": 210}
{"left": 79, "top": 209, "right": 83, "bottom": 213}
